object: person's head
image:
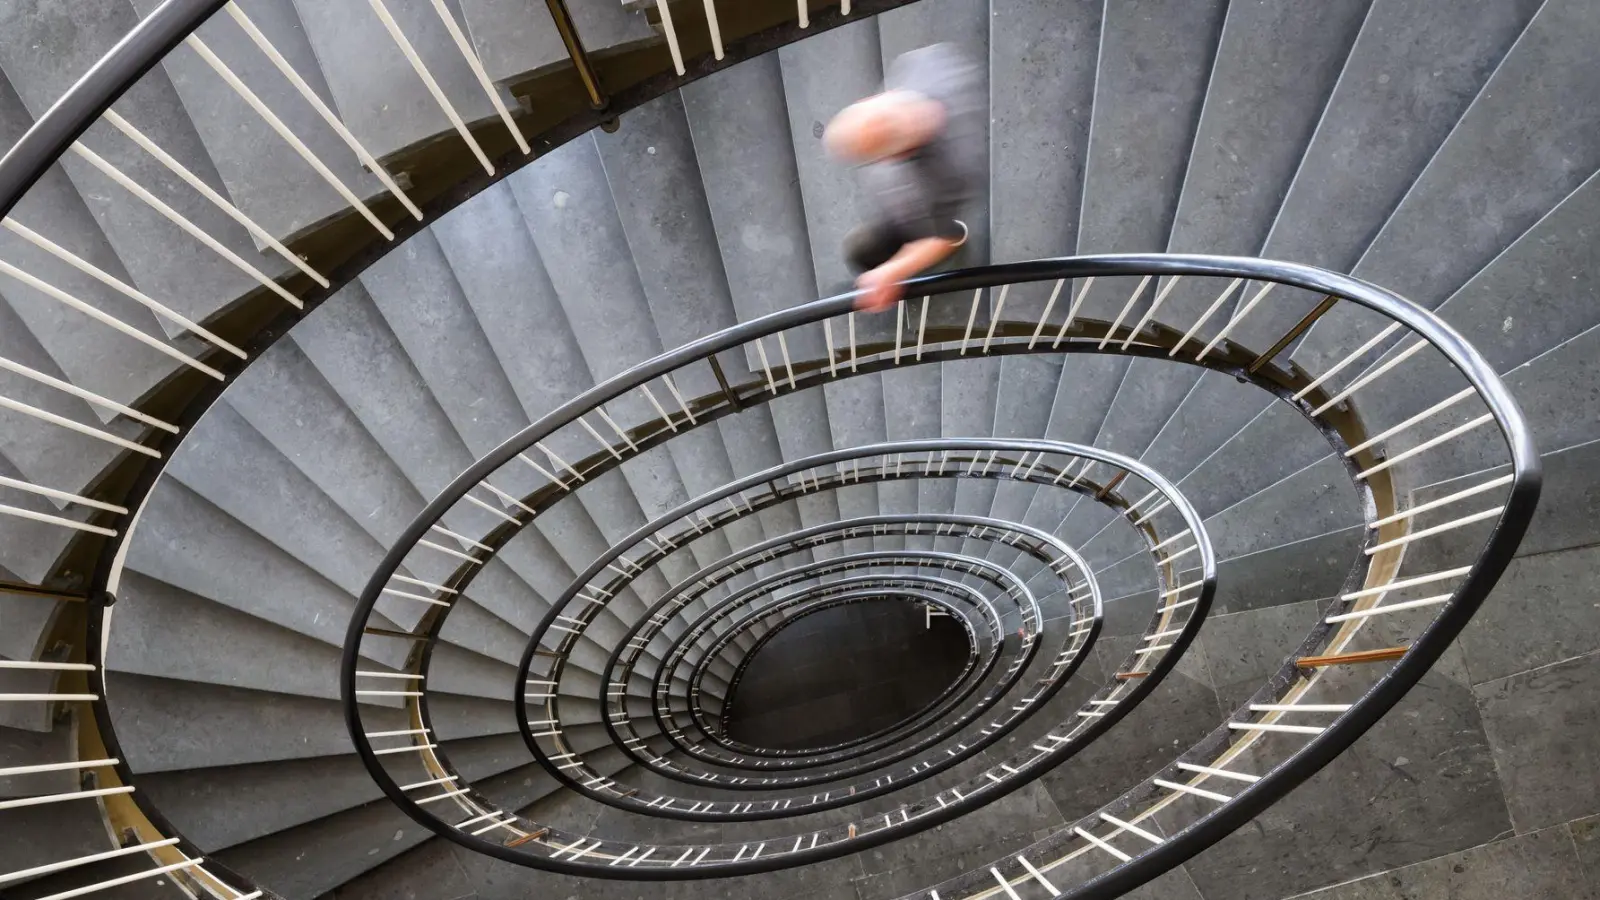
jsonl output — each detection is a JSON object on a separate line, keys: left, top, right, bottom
{"left": 824, "top": 90, "right": 946, "bottom": 163}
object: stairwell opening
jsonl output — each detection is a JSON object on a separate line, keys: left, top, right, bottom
{"left": 718, "top": 596, "right": 971, "bottom": 751}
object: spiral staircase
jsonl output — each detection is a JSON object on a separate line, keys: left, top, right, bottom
{"left": 4, "top": 0, "right": 1599, "bottom": 897}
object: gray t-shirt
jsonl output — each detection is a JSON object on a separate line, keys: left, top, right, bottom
{"left": 857, "top": 43, "right": 983, "bottom": 240}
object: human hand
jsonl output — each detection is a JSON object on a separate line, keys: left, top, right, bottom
{"left": 855, "top": 266, "right": 905, "bottom": 312}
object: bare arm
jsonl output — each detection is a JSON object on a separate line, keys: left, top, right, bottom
{"left": 855, "top": 236, "right": 961, "bottom": 311}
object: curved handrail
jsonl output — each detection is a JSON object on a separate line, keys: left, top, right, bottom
{"left": 339, "top": 254, "right": 1532, "bottom": 888}
{"left": 0, "top": 0, "right": 1535, "bottom": 896}
{"left": 0, "top": 1, "right": 908, "bottom": 896}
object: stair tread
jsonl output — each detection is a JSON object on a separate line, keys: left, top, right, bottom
{"left": 0, "top": 74, "right": 184, "bottom": 415}
{"left": 1230, "top": 0, "right": 1543, "bottom": 356}
{"left": 1293, "top": 0, "right": 1600, "bottom": 380}
{"left": 0, "top": 0, "right": 280, "bottom": 334}
{"left": 461, "top": 0, "right": 657, "bottom": 85}
{"left": 123, "top": 478, "right": 410, "bottom": 666}
{"left": 290, "top": 0, "right": 496, "bottom": 165}
{"left": 129, "top": 0, "right": 383, "bottom": 244}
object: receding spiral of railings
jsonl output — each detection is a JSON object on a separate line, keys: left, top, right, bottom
{"left": 560, "top": 511, "right": 1089, "bottom": 818}
{"left": 335, "top": 273, "right": 1219, "bottom": 876}
{"left": 675, "top": 575, "right": 994, "bottom": 754}
{"left": 334, "top": 255, "right": 1536, "bottom": 893}
{"left": 0, "top": 0, "right": 1539, "bottom": 893}
{"left": 671, "top": 558, "right": 1012, "bottom": 766}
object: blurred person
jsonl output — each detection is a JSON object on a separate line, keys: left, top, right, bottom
{"left": 825, "top": 43, "right": 983, "bottom": 312}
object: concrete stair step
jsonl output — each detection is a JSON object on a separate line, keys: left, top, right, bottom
{"left": 213, "top": 758, "right": 632, "bottom": 898}
{"left": 980, "top": 0, "right": 1104, "bottom": 526}
{"left": 360, "top": 221, "right": 657, "bottom": 590}
{"left": 0, "top": 301, "right": 138, "bottom": 505}
{"left": 136, "top": 732, "right": 561, "bottom": 853}
{"left": 1229, "top": 0, "right": 1543, "bottom": 356}
{"left": 129, "top": 0, "right": 384, "bottom": 244}
{"left": 104, "top": 671, "right": 399, "bottom": 772}
{"left": 0, "top": 455, "right": 96, "bottom": 588}
{"left": 497, "top": 136, "right": 718, "bottom": 576}
{"left": 1346, "top": 172, "right": 1600, "bottom": 486}
{"left": 1292, "top": 0, "right": 1600, "bottom": 381}
{"left": 290, "top": 0, "right": 497, "bottom": 165}
{"left": 122, "top": 478, "right": 410, "bottom": 669}
{"left": 0, "top": 74, "right": 188, "bottom": 416}
{"left": 461, "top": 0, "right": 657, "bottom": 85}
{"left": 680, "top": 54, "right": 824, "bottom": 357}
{"left": 107, "top": 569, "right": 412, "bottom": 705}
{"left": 1080, "top": 0, "right": 1371, "bottom": 480}
{"left": 0, "top": 0, "right": 282, "bottom": 335}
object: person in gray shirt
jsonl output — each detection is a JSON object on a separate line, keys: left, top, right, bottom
{"left": 825, "top": 43, "right": 983, "bottom": 311}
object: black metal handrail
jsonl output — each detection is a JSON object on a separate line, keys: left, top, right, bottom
{"left": 0, "top": 0, "right": 1536, "bottom": 894}
{"left": 336, "top": 254, "right": 1533, "bottom": 888}
{"left": 0, "top": 1, "right": 917, "bottom": 897}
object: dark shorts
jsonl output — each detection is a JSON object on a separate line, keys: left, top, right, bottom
{"left": 843, "top": 217, "right": 966, "bottom": 274}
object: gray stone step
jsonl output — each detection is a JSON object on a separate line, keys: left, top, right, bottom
{"left": 358, "top": 223, "right": 667, "bottom": 593}
{"left": 426, "top": 640, "right": 522, "bottom": 701}
{"left": 121, "top": 478, "right": 410, "bottom": 669}
{"left": 212, "top": 759, "right": 617, "bottom": 898}
{"left": 461, "top": 0, "right": 657, "bottom": 84}
{"left": 0, "top": 73, "right": 188, "bottom": 416}
{"left": 498, "top": 136, "right": 713, "bottom": 580}
{"left": 777, "top": 17, "right": 904, "bottom": 553}
{"left": 0, "top": 454, "right": 92, "bottom": 588}
{"left": 138, "top": 732, "right": 556, "bottom": 853}
{"left": 217, "top": 339, "right": 631, "bottom": 667}
{"left": 291, "top": 0, "right": 496, "bottom": 165}
{"left": 710, "top": 408, "right": 812, "bottom": 571}
{"left": 426, "top": 181, "right": 593, "bottom": 463}
{"left": 985, "top": 0, "right": 1115, "bottom": 503}
{"left": 939, "top": 357, "right": 999, "bottom": 560}
{"left": 108, "top": 569, "right": 415, "bottom": 704}
{"left": 1293, "top": 0, "right": 1600, "bottom": 380}
{"left": 1409, "top": 316, "right": 1600, "bottom": 492}
{"left": 220, "top": 339, "right": 457, "bottom": 587}
{"left": 1168, "top": 642, "right": 1501, "bottom": 900}
{"left": 286, "top": 281, "right": 653, "bottom": 620}
{"left": 1005, "top": 354, "right": 1125, "bottom": 560}
{"left": 128, "top": 0, "right": 384, "bottom": 243}
{"left": 431, "top": 178, "right": 716, "bottom": 590}
{"left": 165, "top": 401, "right": 431, "bottom": 628}
{"left": 1174, "top": 399, "right": 1335, "bottom": 522}
{"left": 1144, "top": 0, "right": 1550, "bottom": 519}
{"left": 1228, "top": 0, "right": 1543, "bottom": 356}
{"left": 679, "top": 54, "right": 826, "bottom": 360}
{"left": 0, "top": 716, "right": 77, "bottom": 796}
{"left": 0, "top": 800, "right": 112, "bottom": 890}
{"left": 676, "top": 53, "right": 847, "bottom": 551}
{"left": 1203, "top": 454, "right": 1361, "bottom": 563}
{"left": 105, "top": 671, "right": 406, "bottom": 772}
{"left": 592, "top": 90, "right": 764, "bottom": 563}
{"left": 1209, "top": 525, "right": 1364, "bottom": 619}
{"left": 987, "top": 0, "right": 1204, "bottom": 547}
{"left": 1079, "top": 0, "right": 1371, "bottom": 486}
{"left": 990, "top": 0, "right": 1098, "bottom": 278}
{"left": 0, "top": 301, "right": 138, "bottom": 504}
{"left": 0, "top": 0, "right": 280, "bottom": 334}
{"left": 0, "top": 653, "right": 62, "bottom": 734}
{"left": 1345, "top": 171, "right": 1600, "bottom": 491}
